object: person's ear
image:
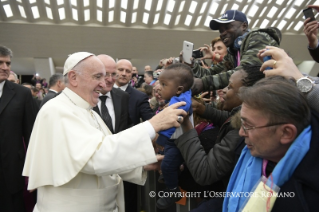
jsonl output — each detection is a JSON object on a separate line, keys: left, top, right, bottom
{"left": 279, "top": 124, "right": 297, "bottom": 145}
{"left": 242, "top": 22, "right": 248, "bottom": 32}
{"left": 176, "top": 86, "right": 184, "bottom": 95}
{"left": 68, "top": 71, "right": 78, "bottom": 87}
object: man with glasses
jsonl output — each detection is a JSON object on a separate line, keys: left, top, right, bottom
{"left": 93, "top": 55, "right": 132, "bottom": 134}
{"left": 223, "top": 76, "right": 319, "bottom": 212}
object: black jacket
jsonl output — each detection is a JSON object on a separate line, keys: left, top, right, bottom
{"left": 271, "top": 111, "right": 319, "bottom": 212}
{"left": 0, "top": 80, "right": 38, "bottom": 193}
{"left": 40, "top": 90, "right": 59, "bottom": 108}
{"left": 125, "top": 84, "right": 154, "bottom": 125}
{"left": 308, "top": 46, "right": 319, "bottom": 63}
{"left": 93, "top": 88, "right": 132, "bottom": 133}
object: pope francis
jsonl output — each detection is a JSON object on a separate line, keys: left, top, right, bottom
{"left": 22, "top": 52, "right": 186, "bottom": 212}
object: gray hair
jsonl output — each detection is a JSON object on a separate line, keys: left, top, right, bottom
{"left": 0, "top": 45, "right": 13, "bottom": 58}
{"left": 49, "top": 73, "right": 64, "bottom": 88}
{"left": 239, "top": 76, "right": 310, "bottom": 135}
{"left": 10, "top": 71, "right": 18, "bottom": 80}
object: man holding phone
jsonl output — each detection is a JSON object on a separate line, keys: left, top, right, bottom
{"left": 303, "top": 5, "right": 319, "bottom": 63}
{"left": 189, "top": 10, "right": 281, "bottom": 95}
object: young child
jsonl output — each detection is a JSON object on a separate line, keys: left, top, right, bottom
{"left": 156, "top": 63, "right": 194, "bottom": 209}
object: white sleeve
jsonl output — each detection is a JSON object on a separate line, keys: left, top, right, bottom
{"left": 81, "top": 122, "right": 157, "bottom": 176}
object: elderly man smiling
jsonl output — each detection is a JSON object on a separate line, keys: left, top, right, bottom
{"left": 23, "top": 52, "right": 187, "bottom": 212}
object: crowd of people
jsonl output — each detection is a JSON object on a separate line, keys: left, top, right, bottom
{"left": 1, "top": 5, "right": 319, "bottom": 212}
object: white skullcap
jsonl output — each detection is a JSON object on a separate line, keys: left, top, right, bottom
{"left": 63, "top": 52, "right": 94, "bottom": 75}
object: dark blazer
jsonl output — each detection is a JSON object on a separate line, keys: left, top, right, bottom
{"left": 93, "top": 88, "right": 132, "bottom": 133}
{"left": 40, "top": 90, "right": 58, "bottom": 108}
{"left": 308, "top": 46, "right": 319, "bottom": 63}
{"left": 0, "top": 80, "right": 38, "bottom": 194}
{"left": 125, "top": 84, "right": 154, "bottom": 125}
{"left": 272, "top": 111, "right": 319, "bottom": 212}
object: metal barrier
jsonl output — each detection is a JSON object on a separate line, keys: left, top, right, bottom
{"left": 138, "top": 171, "right": 197, "bottom": 212}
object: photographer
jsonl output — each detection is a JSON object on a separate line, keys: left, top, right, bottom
{"left": 303, "top": 5, "right": 319, "bottom": 63}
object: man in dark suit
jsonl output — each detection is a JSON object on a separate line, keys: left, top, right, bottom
{"left": 93, "top": 55, "right": 132, "bottom": 133}
{"left": 40, "top": 73, "right": 65, "bottom": 108}
{"left": 0, "top": 45, "right": 38, "bottom": 211}
{"left": 114, "top": 59, "right": 154, "bottom": 125}
{"left": 113, "top": 59, "right": 154, "bottom": 212}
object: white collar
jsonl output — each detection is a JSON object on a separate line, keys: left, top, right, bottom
{"left": 113, "top": 83, "right": 128, "bottom": 92}
{"left": 99, "top": 92, "right": 112, "bottom": 99}
{"left": 62, "top": 87, "right": 92, "bottom": 110}
{"left": 0, "top": 80, "right": 6, "bottom": 97}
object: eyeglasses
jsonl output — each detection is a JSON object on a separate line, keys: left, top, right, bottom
{"left": 240, "top": 118, "right": 287, "bottom": 135}
{"left": 105, "top": 73, "right": 118, "bottom": 79}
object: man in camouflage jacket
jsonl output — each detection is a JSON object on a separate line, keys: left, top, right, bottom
{"left": 191, "top": 10, "right": 281, "bottom": 94}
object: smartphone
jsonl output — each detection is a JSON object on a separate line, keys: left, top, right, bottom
{"left": 183, "top": 41, "right": 194, "bottom": 64}
{"left": 303, "top": 8, "right": 315, "bottom": 22}
{"left": 192, "top": 49, "right": 203, "bottom": 59}
{"left": 263, "top": 49, "right": 272, "bottom": 70}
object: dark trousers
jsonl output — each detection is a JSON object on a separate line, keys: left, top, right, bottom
{"left": 0, "top": 163, "right": 25, "bottom": 212}
{"left": 161, "top": 141, "right": 184, "bottom": 189}
{"left": 123, "top": 181, "right": 138, "bottom": 212}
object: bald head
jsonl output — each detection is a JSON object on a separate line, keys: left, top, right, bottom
{"left": 98, "top": 54, "right": 117, "bottom": 94}
{"left": 116, "top": 59, "right": 133, "bottom": 87}
{"left": 144, "top": 65, "right": 152, "bottom": 72}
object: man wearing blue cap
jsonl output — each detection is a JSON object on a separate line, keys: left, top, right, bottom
{"left": 190, "top": 10, "right": 281, "bottom": 94}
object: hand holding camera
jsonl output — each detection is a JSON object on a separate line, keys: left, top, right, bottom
{"left": 303, "top": 6, "right": 319, "bottom": 48}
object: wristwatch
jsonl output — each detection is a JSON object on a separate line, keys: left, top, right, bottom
{"left": 296, "top": 77, "right": 314, "bottom": 93}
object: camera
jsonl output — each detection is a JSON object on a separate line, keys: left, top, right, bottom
{"left": 153, "top": 71, "right": 161, "bottom": 79}
{"left": 192, "top": 49, "right": 203, "bottom": 59}
{"left": 303, "top": 8, "right": 315, "bottom": 22}
{"left": 172, "top": 57, "right": 180, "bottom": 64}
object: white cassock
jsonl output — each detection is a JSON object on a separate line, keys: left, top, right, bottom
{"left": 23, "top": 87, "right": 157, "bottom": 212}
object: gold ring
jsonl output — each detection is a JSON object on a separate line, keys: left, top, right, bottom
{"left": 273, "top": 60, "right": 277, "bottom": 68}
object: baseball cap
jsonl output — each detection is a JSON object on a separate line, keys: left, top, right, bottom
{"left": 210, "top": 10, "right": 248, "bottom": 30}
{"left": 63, "top": 52, "right": 94, "bottom": 75}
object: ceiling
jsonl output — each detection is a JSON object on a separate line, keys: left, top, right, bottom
{"left": 1, "top": 0, "right": 319, "bottom": 77}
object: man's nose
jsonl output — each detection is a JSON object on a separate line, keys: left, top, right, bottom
{"left": 0, "top": 63, "right": 9, "bottom": 70}
{"left": 100, "top": 79, "right": 106, "bottom": 88}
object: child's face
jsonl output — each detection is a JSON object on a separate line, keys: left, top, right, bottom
{"left": 157, "top": 70, "right": 181, "bottom": 100}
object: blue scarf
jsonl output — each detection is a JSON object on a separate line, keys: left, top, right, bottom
{"left": 223, "top": 125, "right": 312, "bottom": 212}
